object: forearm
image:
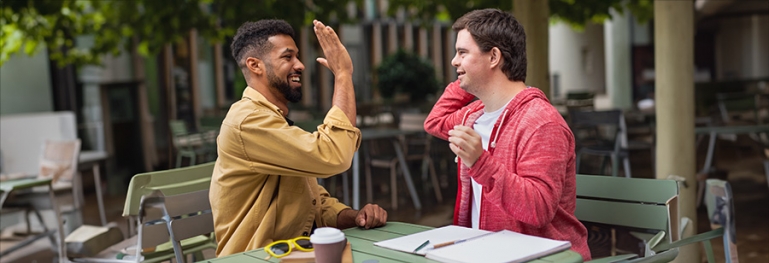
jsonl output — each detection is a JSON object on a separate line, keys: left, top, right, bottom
{"left": 335, "top": 208, "right": 358, "bottom": 229}
{"left": 331, "top": 73, "right": 356, "bottom": 126}
{"left": 424, "top": 80, "right": 476, "bottom": 140}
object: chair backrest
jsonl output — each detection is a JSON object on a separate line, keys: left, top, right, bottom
{"left": 398, "top": 113, "right": 427, "bottom": 132}
{"left": 565, "top": 91, "right": 595, "bottom": 111}
{"left": 137, "top": 189, "right": 213, "bottom": 263}
{"left": 38, "top": 139, "right": 81, "bottom": 183}
{"left": 398, "top": 113, "right": 432, "bottom": 157}
{"left": 575, "top": 174, "right": 679, "bottom": 257}
{"left": 569, "top": 109, "right": 624, "bottom": 150}
{"left": 716, "top": 92, "right": 759, "bottom": 124}
{"left": 169, "top": 120, "right": 190, "bottom": 137}
{"left": 123, "top": 162, "right": 215, "bottom": 218}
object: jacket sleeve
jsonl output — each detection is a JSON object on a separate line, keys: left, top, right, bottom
{"left": 317, "top": 184, "right": 350, "bottom": 227}
{"left": 469, "top": 123, "right": 572, "bottom": 228}
{"left": 240, "top": 106, "right": 362, "bottom": 178}
{"left": 424, "top": 80, "right": 477, "bottom": 140}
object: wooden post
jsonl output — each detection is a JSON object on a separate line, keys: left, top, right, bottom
{"left": 513, "top": 0, "right": 550, "bottom": 97}
{"left": 655, "top": 1, "right": 697, "bottom": 262}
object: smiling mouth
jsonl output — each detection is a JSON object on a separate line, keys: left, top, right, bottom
{"left": 289, "top": 74, "right": 301, "bottom": 83}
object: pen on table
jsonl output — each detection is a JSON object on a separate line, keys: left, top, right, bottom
{"left": 413, "top": 240, "right": 430, "bottom": 253}
{"left": 427, "top": 239, "right": 467, "bottom": 250}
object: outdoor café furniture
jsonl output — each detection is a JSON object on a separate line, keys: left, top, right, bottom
{"left": 569, "top": 109, "right": 632, "bottom": 178}
{"left": 68, "top": 162, "right": 216, "bottom": 262}
{"left": 200, "top": 222, "right": 584, "bottom": 263}
{"left": 0, "top": 177, "right": 66, "bottom": 262}
{"left": 78, "top": 150, "right": 109, "bottom": 226}
{"left": 364, "top": 113, "right": 442, "bottom": 210}
{"left": 694, "top": 124, "right": 769, "bottom": 206}
{"left": 352, "top": 128, "right": 422, "bottom": 210}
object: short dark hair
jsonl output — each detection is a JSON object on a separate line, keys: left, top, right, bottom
{"left": 452, "top": 8, "right": 526, "bottom": 82}
{"left": 230, "top": 19, "right": 295, "bottom": 68}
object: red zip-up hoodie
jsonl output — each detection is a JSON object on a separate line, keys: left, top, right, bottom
{"left": 424, "top": 80, "right": 591, "bottom": 260}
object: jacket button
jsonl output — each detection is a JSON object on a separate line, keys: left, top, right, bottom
{"left": 312, "top": 199, "right": 316, "bottom": 205}
{"left": 302, "top": 231, "right": 309, "bottom": 236}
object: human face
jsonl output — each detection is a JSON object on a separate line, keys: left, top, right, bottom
{"left": 264, "top": 35, "right": 305, "bottom": 103}
{"left": 451, "top": 29, "right": 490, "bottom": 95}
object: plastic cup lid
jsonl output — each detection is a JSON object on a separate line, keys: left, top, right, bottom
{"left": 310, "top": 227, "right": 345, "bottom": 244}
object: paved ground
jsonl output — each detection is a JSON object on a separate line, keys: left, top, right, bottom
{"left": 1, "top": 135, "right": 767, "bottom": 263}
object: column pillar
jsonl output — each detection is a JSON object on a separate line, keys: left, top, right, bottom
{"left": 513, "top": 0, "right": 550, "bottom": 97}
{"left": 604, "top": 8, "right": 633, "bottom": 110}
{"left": 654, "top": 1, "right": 697, "bottom": 262}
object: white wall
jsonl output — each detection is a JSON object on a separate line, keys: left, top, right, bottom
{"left": 715, "top": 14, "right": 769, "bottom": 80}
{"left": 197, "top": 36, "right": 216, "bottom": 112}
{"left": 549, "top": 22, "right": 606, "bottom": 98}
{"left": 0, "top": 47, "right": 53, "bottom": 115}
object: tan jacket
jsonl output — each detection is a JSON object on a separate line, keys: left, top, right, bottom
{"left": 210, "top": 87, "right": 361, "bottom": 256}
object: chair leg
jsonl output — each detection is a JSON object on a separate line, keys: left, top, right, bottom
{"left": 428, "top": 158, "right": 443, "bottom": 202}
{"left": 610, "top": 155, "right": 619, "bottom": 177}
{"left": 575, "top": 152, "right": 583, "bottom": 174}
{"left": 622, "top": 156, "right": 632, "bottom": 178}
{"left": 764, "top": 160, "right": 769, "bottom": 190}
{"left": 176, "top": 152, "right": 183, "bottom": 168}
{"left": 599, "top": 155, "right": 609, "bottom": 175}
{"left": 365, "top": 158, "right": 374, "bottom": 204}
{"left": 390, "top": 162, "right": 399, "bottom": 210}
{"left": 27, "top": 208, "right": 58, "bottom": 249}
{"left": 193, "top": 251, "right": 205, "bottom": 262}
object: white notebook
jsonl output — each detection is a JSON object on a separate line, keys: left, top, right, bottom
{"left": 375, "top": 226, "right": 571, "bottom": 263}
{"left": 373, "top": 225, "right": 490, "bottom": 255}
{"left": 424, "top": 230, "right": 571, "bottom": 263}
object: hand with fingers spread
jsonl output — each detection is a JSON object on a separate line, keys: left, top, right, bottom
{"left": 448, "top": 125, "right": 483, "bottom": 168}
{"left": 312, "top": 20, "right": 353, "bottom": 77}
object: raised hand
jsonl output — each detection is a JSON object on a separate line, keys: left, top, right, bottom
{"left": 313, "top": 20, "right": 353, "bottom": 77}
{"left": 448, "top": 125, "right": 483, "bottom": 168}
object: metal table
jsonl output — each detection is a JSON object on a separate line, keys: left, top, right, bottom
{"left": 201, "top": 222, "right": 583, "bottom": 263}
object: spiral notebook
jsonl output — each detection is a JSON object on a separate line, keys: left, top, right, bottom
{"left": 375, "top": 226, "right": 571, "bottom": 263}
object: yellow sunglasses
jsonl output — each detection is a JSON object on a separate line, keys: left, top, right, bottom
{"left": 265, "top": 236, "right": 314, "bottom": 258}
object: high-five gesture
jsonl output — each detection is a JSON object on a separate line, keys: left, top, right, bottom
{"left": 313, "top": 19, "right": 356, "bottom": 125}
{"left": 313, "top": 20, "right": 353, "bottom": 77}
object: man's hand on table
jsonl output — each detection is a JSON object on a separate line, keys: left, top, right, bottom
{"left": 337, "top": 204, "right": 387, "bottom": 229}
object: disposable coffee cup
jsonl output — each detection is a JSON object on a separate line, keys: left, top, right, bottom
{"left": 310, "top": 227, "right": 347, "bottom": 263}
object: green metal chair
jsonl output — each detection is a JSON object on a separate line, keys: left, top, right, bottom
{"left": 653, "top": 179, "right": 739, "bottom": 263}
{"left": 576, "top": 174, "right": 680, "bottom": 263}
{"left": 170, "top": 120, "right": 216, "bottom": 167}
{"left": 70, "top": 162, "right": 216, "bottom": 262}
{"left": 135, "top": 189, "right": 214, "bottom": 263}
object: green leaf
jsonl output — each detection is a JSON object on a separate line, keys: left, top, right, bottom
{"left": 137, "top": 41, "right": 150, "bottom": 56}
{"left": 23, "top": 40, "right": 38, "bottom": 54}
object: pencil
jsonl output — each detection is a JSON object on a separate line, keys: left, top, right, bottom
{"left": 413, "top": 240, "right": 430, "bottom": 253}
{"left": 432, "top": 240, "right": 458, "bottom": 249}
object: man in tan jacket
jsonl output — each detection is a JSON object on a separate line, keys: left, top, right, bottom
{"left": 210, "top": 19, "right": 387, "bottom": 256}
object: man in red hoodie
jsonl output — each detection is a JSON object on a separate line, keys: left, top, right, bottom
{"left": 423, "top": 8, "right": 591, "bottom": 260}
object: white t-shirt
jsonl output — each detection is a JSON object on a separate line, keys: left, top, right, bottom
{"left": 470, "top": 102, "right": 510, "bottom": 229}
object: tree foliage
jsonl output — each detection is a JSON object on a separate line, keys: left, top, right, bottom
{"left": 387, "top": 0, "right": 653, "bottom": 27}
{"left": 1, "top": 0, "right": 360, "bottom": 66}
{"left": 1, "top": 0, "right": 653, "bottom": 67}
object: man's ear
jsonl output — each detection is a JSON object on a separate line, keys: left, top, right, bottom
{"left": 245, "top": 57, "right": 263, "bottom": 75}
{"left": 489, "top": 47, "right": 502, "bottom": 69}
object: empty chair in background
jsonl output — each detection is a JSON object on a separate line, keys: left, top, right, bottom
{"left": 169, "top": 120, "right": 216, "bottom": 168}
{"left": 365, "top": 112, "right": 443, "bottom": 210}
{"left": 569, "top": 109, "right": 632, "bottom": 178}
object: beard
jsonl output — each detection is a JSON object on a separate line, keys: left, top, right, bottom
{"left": 266, "top": 64, "right": 302, "bottom": 103}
